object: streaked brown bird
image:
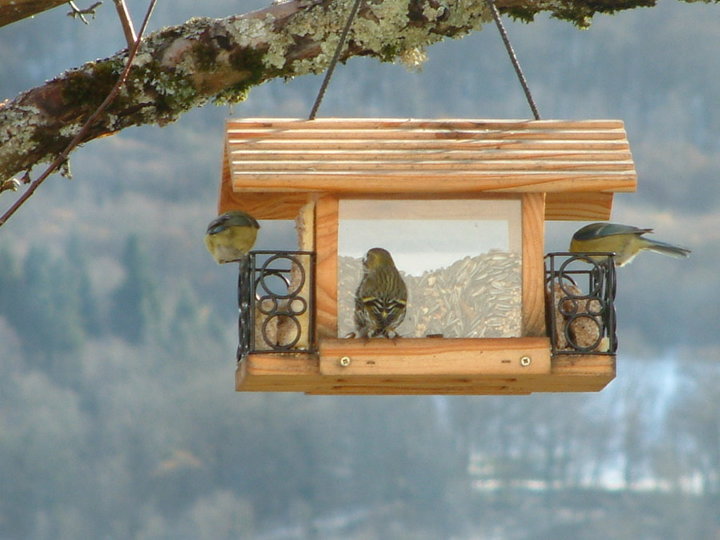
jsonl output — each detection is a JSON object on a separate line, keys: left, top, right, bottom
{"left": 354, "top": 247, "right": 408, "bottom": 338}
{"left": 204, "top": 210, "right": 260, "bottom": 264}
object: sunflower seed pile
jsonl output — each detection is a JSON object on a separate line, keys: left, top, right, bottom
{"left": 338, "top": 251, "right": 522, "bottom": 338}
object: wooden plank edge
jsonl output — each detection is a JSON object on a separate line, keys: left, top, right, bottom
{"left": 318, "top": 337, "right": 550, "bottom": 376}
{"left": 235, "top": 350, "right": 615, "bottom": 394}
{"left": 227, "top": 118, "right": 628, "bottom": 131}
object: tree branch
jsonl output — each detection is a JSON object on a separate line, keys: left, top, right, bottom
{"left": 0, "top": 0, "right": 156, "bottom": 227}
{"left": 0, "top": 0, "right": 715, "bottom": 184}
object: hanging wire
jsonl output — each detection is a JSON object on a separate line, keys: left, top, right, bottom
{"left": 307, "top": 0, "right": 537, "bottom": 120}
{"left": 308, "top": 0, "right": 364, "bottom": 120}
{"left": 484, "top": 0, "right": 541, "bottom": 120}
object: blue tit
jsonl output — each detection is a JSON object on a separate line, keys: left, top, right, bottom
{"left": 204, "top": 210, "right": 260, "bottom": 264}
{"left": 570, "top": 222, "right": 691, "bottom": 267}
{"left": 354, "top": 247, "right": 408, "bottom": 339}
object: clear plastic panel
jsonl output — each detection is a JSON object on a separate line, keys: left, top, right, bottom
{"left": 338, "top": 199, "right": 522, "bottom": 338}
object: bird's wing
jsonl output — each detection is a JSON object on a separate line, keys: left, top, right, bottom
{"left": 205, "top": 213, "right": 232, "bottom": 235}
{"left": 574, "top": 223, "right": 653, "bottom": 241}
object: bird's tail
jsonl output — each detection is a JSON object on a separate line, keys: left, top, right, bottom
{"left": 643, "top": 238, "right": 691, "bottom": 259}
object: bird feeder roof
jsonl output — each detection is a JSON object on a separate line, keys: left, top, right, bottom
{"left": 219, "top": 118, "right": 637, "bottom": 220}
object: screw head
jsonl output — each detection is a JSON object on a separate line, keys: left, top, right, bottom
{"left": 520, "top": 356, "right": 532, "bottom": 367}
{"left": 339, "top": 356, "right": 352, "bottom": 367}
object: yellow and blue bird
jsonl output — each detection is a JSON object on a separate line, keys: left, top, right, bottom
{"left": 570, "top": 222, "right": 691, "bottom": 267}
{"left": 354, "top": 247, "right": 408, "bottom": 338}
{"left": 204, "top": 210, "right": 260, "bottom": 264}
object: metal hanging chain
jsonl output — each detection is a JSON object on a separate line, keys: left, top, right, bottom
{"left": 308, "top": 0, "right": 364, "bottom": 120}
{"left": 484, "top": 0, "right": 541, "bottom": 120}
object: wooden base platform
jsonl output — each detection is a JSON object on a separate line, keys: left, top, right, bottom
{"left": 235, "top": 338, "right": 615, "bottom": 395}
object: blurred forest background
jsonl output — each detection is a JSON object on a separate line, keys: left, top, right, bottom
{"left": 1, "top": 0, "right": 719, "bottom": 538}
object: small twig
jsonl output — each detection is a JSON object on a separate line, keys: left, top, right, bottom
{"left": 67, "top": 1, "right": 103, "bottom": 24}
{"left": 0, "top": 0, "right": 158, "bottom": 229}
{"left": 113, "top": 0, "right": 137, "bottom": 49}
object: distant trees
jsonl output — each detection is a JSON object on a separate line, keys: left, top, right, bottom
{"left": 1, "top": 272, "right": 719, "bottom": 539}
{"left": 3, "top": 233, "right": 716, "bottom": 539}
{"left": 0, "top": 245, "right": 20, "bottom": 316}
{"left": 0, "top": 234, "right": 163, "bottom": 359}
{"left": 66, "top": 235, "right": 103, "bottom": 337}
{"left": 110, "top": 234, "right": 159, "bottom": 344}
{"left": 663, "top": 364, "right": 720, "bottom": 496}
{"left": 0, "top": 244, "right": 88, "bottom": 364}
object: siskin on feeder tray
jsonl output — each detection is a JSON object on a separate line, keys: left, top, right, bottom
{"left": 354, "top": 247, "right": 408, "bottom": 339}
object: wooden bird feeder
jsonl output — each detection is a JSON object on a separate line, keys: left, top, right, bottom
{"left": 218, "top": 118, "right": 637, "bottom": 395}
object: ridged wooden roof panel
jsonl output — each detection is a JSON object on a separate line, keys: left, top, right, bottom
{"left": 225, "top": 118, "right": 636, "bottom": 194}
{"left": 220, "top": 118, "right": 638, "bottom": 220}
